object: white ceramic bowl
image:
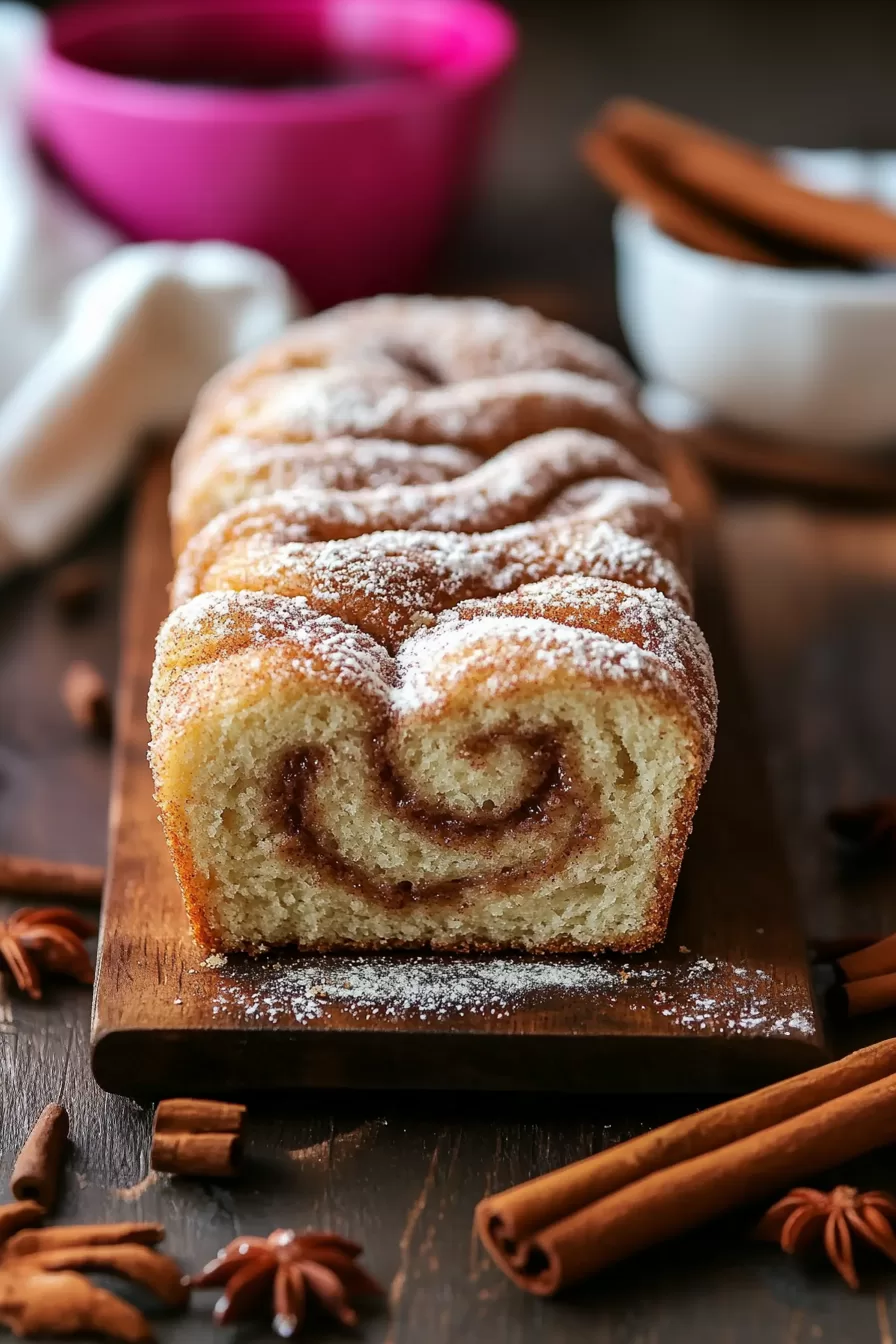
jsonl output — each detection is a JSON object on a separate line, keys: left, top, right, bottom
{"left": 614, "top": 202, "right": 896, "bottom": 450}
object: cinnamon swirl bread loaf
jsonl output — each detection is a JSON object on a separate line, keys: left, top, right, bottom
{"left": 152, "top": 296, "right": 716, "bottom": 954}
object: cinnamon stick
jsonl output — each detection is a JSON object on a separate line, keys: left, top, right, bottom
{"left": 479, "top": 1073, "right": 896, "bottom": 1294}
{"left": 10, "top": 1105, "right": 68, "bottom": 1212}
{"left": 153, "top": 1099, "right": 244, "bottom": 1134}
{"left": 476, "top": 1038, "right": 896, "bottom": 1294}
{"left": 150, "top": 1098, "right": 245, "bottom": 1178}
{"left": 579, "top": 127, "right": 778, "bottom": 265}
{"left": 0, "top": 854, "right": 104, "bottom": 903}
{"left": 150, "top": 1132, "right": 239, "bottom": 1179}
{"left": 500, "top": 1075, "right": 896, "bottom": 1294}
{"left": 828, "top": 972, "right": 896, "bottom": 1020}
{"left": 598, "top": 98, "right": 896, "bottom": 264}
{"left": 837, "top": 933, "right": 896, "bottom": 983}
{"left": 671, "top": 135, "right": 896, "bottom": 262}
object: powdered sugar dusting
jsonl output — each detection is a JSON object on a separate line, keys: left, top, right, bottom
{"left": 150, "top": 593, "right": 395, "bottom": 727}
{"left": 204, "top": 952, "right": 815, "bottom": 1039}
{"left": 197, "top": 435, "right": 482, "bottom": 494}
{"left": 163, "top": 589, "right": 311, "bottom": 638}
{"left": 191, "top": 430, "right": 662, "bottom": 546}
{"left": 393, "top": 616, "right": 678, "bottom": 716}
{"left": 436, "top": 577, "right": 717, "bottom": 744}
{"left": 299, "top": 294, "right": 636, "bottom": 387}
{"left": 174, "top": 516, "right": 692, "bottom": 646}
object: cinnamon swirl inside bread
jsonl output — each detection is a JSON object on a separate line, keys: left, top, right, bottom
{"left": 152, "top": 296, "right": 716, "bottom": 954}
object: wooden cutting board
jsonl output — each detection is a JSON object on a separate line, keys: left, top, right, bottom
{"left": 91, "top": 451, "right": 825, "bottom": 1098}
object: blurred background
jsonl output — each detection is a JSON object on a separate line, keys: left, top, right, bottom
{"left": 27, "top": 0, "right": 896, "bottom": 341}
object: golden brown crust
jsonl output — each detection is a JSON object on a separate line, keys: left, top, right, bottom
{"left": 180, "top": 293, "right": 640, "bottom": 456}
{"left": 170, "top": 518, "right": 691, "bottom": 651}
{"left": 170, "top": 296, "right": 655, "bottom": 552}
{"left": 170, "top": 436, "right": 483, "bottom": 556}
{"left": 171, "top": 429, "right": 684, "bottom": 613}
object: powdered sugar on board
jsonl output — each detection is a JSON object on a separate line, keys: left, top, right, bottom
{"left": 201, "top": 952, "right": 815, "bottom": 1039}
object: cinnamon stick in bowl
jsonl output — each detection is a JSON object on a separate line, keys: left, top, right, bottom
{"left": 475, "top": 1039, "right": 896, "bottom": 1295}
{"left": 595, "top": 98, "right": 896, "bottom": 265}
{"left": 579, "top": 127, "right": 780, "bottom": 266}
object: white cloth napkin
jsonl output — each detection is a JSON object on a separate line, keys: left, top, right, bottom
{"left": 0, "top": 3, "right": 299, "bottom": 577}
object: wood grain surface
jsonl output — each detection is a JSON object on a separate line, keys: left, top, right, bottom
{"left": 91, "top": 451, "right": 823, "bottom": 1097}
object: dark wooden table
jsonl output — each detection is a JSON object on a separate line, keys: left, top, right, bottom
{"left": 4, "top": 0, "right": 896, "bottom": 1338}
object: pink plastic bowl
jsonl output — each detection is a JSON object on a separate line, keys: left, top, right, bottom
{"left": 31, "top": 0, "right": 516, "bottom": 307}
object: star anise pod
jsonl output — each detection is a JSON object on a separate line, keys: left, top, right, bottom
{"left": 188, "top": 1229, "right": 382, "bottom": 1337}
{"left": 0, "top": 907, "right": 95, "bottom": 1000}
{"left": 757, "top": 1185, "right": 896, "bottom": 1288}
